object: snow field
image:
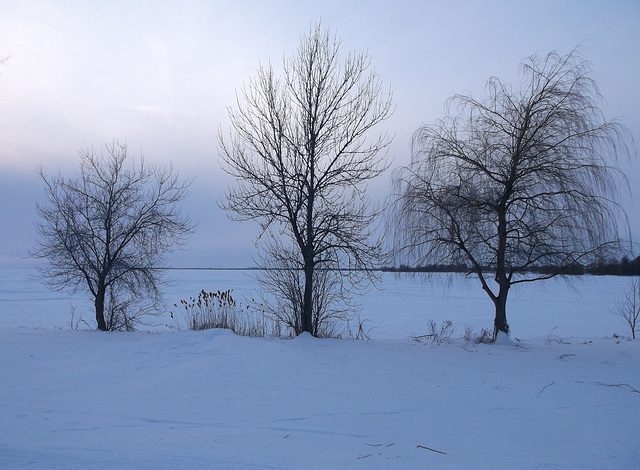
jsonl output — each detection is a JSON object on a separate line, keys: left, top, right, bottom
{"left": 1, "top": 327, "right": 639, "bottom": 469}
{"left": 1, "top": 269, "right": 639, "bottom": 468}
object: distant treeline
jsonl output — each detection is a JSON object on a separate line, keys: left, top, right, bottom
{"left": 381, "top": 264, "right": 469, "bottom": 274}
{"left": 382, "top": 255, "right": 640, "bottom": 276}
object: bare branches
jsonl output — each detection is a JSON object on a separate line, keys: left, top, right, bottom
{"left": 220, "top": 23, "right": 392, "bottom": 335}
{"left": 391, "top": 48, "right": 632, "bottom": 338}
{"left": 612, "top": 278, "right": 640, "bottom": 339}
{"left": 33, "top": 141, "right": 194, "bottom": 331}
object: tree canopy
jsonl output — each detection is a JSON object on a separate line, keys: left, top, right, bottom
{"left": 34, "top": 142, "right": 194, "bottom": 331}
{"left": 391, "top": 48, "right": 632, "bottom": 338}
{"left": 220, "top": 24, "right": 393, "bottom": 335}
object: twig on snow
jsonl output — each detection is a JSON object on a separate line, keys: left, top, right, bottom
{"left": 537, "top": 381, "right": 556, "bottom": 398}
{"left": 410, "top": 334, "right": 434, "bottom": 342}
{"left": 595, "top": 382, "right": 640, "bottom": 394}
{"left": 417, "top": 444, "right": 446, "bottom": 455}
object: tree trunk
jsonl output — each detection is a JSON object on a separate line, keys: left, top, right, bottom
{"left": 302, "top": 155, "right": 315, "bottom": 336}
{"left": 95, "top": 286, "right": 108, "bottom": 331}
{"left": 493, "top": 284, "right": 510, "bottom": 339}
{"left": 301, "top": 261, "right": 314, "bottom": 335}
{"left": 494, "top": 195, "right": 510, "bottom": 339}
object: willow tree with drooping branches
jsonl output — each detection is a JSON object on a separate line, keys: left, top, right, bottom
{"left": 391, "top": 48, "right": 632, "bottom": 339}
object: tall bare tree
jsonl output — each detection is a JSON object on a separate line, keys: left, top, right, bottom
{"left": 33, "top": 141, "right": 194, "bottom": 331}
{"left": 391, "top": 48, "right": 632, "bottom": 339}
{"left": 219, "top": 24, "right": 393, "bottom": 336}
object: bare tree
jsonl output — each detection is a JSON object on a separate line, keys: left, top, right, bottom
{"left": 391, "top": 48, "right": 632, "bottom": 339}
{"left": 613, "top": 278, "right": 640, "bottom": 339}
{"left": 219, "top": 24, "right": 393, "bottom": 336}
{"left": 252, "top": 238, "right": 352, "bottom": 337}
{"left": 33, "top": 141, "right": 194, "bottom": 331}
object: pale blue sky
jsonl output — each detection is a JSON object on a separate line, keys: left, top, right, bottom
{"left": 1, "top": 0, "right": 638, "bottom": 267}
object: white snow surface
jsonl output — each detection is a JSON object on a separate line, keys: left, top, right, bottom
{"left": 1, "top": 269, "right": 639, "bottom": 469}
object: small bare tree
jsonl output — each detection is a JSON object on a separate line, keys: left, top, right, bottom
{"left": 219, "top": 24, "right": 393, "bottom": 335}
{"left": 33, "top": 141, "right": 194, "bottom": 331}
{"left": 391, "top": 48, "right": 631, "bottom": 339}
{"left": 613, "top": 278, "right": 640, "bottom": 339}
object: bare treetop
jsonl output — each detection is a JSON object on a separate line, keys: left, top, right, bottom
{"left": 34, "top": 141, "right": 194, "bottom": 331}
{"left": 392, "top": 47, "right": 633, "bottom": 338}
{"left": 220, "top": 24, "right": 393, "bottom": 335}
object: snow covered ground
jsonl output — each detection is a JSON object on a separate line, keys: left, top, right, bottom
{"left": 1, "top": 268, "right": 639, "bottom": 468}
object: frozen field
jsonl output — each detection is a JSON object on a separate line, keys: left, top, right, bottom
{"left": 1, "top": 268, "right": 634, "bottom": 339}
{"left": 1, "top": 268, "right": 639, "bottom": 468}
